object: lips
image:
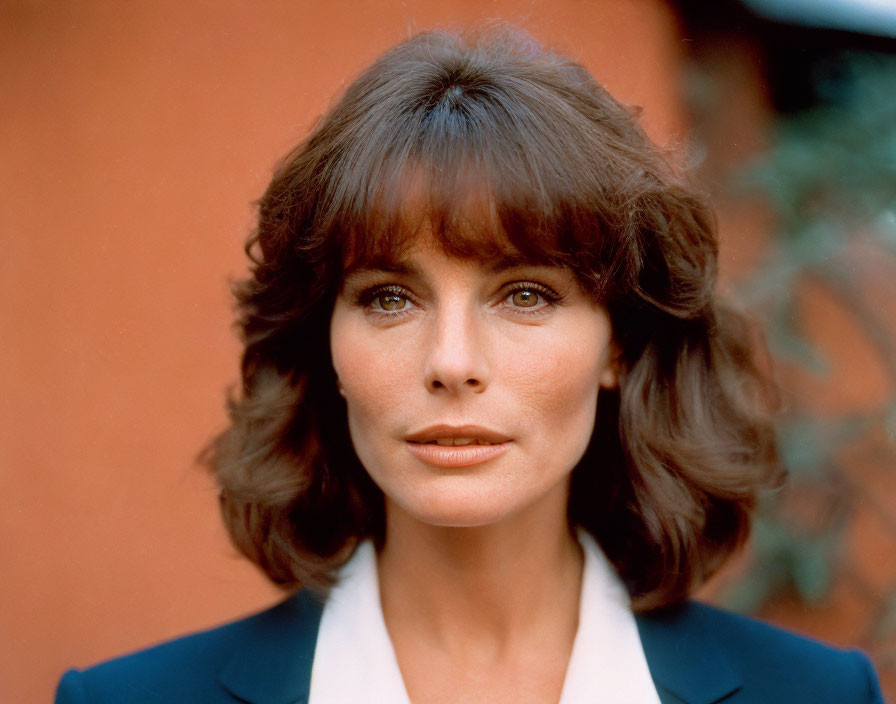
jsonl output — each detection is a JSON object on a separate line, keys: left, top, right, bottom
{"left": 424, "top": 437, "right": 493, "bottom": 446}
{"left": 405, "top": 425, "right": 511, "bottom": 445}
{"left": 405, "top": 425, "right": 511, "bottom": 468}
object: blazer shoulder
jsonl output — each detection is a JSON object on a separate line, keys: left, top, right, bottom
{"left": 55, "top": 590, "right": 324, "bottom": 704}
{"left": 647, "top": 600, "right": 884, "bottom": 703}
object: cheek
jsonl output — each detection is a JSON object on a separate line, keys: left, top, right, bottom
{"left": 331, "top": 321, "right": 407, "bottom": 424}
{"left": 507, "top": 331, "right": 606, "bottom": 441}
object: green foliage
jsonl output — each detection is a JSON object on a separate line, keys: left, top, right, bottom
{"left": 725, "top": 52, "right": 896, "bottom": 611}
{"left": 725, "top": 510, "right": 840, "bottom": 613}
{"left": 744, "top": 53, "right": 896, "bottom": 241}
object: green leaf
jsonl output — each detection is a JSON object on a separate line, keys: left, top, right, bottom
{"left": 792, "top": 539, "right": 833, "bottom": 603}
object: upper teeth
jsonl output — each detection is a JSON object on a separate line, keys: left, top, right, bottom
{"left": 430, "top": 438, "right": 492, "bottom": 446}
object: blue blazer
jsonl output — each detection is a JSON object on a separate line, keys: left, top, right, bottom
{"left": 56, "top": 591, "right": 884, "bottom": 703}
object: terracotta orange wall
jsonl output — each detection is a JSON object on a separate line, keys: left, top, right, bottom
{"left": 0, "top": 2, "right": 685, "bottom": 702}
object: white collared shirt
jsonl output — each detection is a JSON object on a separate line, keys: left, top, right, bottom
{"left": 309, "top": 532, "right": 661, "bottom": 703}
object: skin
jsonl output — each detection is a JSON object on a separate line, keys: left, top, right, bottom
{"left": 330, "top": 235, "right": 618, "bottom": 704}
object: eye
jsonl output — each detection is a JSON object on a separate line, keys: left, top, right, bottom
{"left": 361, "top": 286, "right": 415, "bottom": 314}
{"left": 503, "top": 283, "right": 561, "bottom": 312}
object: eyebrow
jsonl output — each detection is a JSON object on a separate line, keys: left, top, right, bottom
{"left": 343, "top": 253, "right": 557, "bottom": 281}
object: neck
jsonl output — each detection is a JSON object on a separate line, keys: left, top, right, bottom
{"left": 376, "top": 489, "right": 583, "bottom": 658}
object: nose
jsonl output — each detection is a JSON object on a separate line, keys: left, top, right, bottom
{"left": 423, "top": 303, "right": 490, "bottom": 394}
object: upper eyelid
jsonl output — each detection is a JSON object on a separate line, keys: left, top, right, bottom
{"left": 355, "top": 283, "right": 417, "bottom": 308}
{"left": 503, "top": 280, "right": 558, "bottom": 293}
{"left": 357, "top": 280, "right": 555, "bottom": 297}
{"left": 502, "top": 280, "right": 563, "bottom": 301}
{"left": 354, "top": 280, "right": 559, "bottom": 300}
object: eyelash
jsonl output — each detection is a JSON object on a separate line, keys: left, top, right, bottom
{"left": 355, "top": 282, "right": 564, "bottom": 318}
{"left": 502, "top": 282, "right": 563, "bottom": 314}
{"left": 356, "top": 285, "right": 416, "bottom": 317}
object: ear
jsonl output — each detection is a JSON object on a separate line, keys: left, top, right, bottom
{"left": 336, "top": 377, "right": 346, "bottom": 398}
{"left": 598, "top": 342, "right": 621, "bottom": 390}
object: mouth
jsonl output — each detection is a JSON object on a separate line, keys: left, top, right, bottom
{"left": 405, "top": 426, "right": 511, "bottom": 468}
{"left": 410, "top": 438, "right": 496, "bottom": 446}
{"left": 405, "top": 425, "right": 511, "bottom": 445}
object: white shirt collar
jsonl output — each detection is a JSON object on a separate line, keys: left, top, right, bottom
{"left": 309, "top": 531, "right": 660, "bottom": 703}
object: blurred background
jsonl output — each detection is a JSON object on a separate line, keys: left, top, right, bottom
{"left": 2, "top": 1, "right": 895, "bottom": 702}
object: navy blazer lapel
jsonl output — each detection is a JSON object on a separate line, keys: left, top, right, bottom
{"left": 635, "top": 602, "right": 742, "bottom": 704}
{"left": 214, "top": 592, "right": 742, "bottom": 704}
{"left": 218, "top": 590, "right": 324, "bottom": 704}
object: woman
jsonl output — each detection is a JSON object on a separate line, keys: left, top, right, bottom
{"left": 56, "top": 27, "right": 884, "bottom": 703}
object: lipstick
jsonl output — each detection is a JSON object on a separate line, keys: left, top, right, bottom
{"left": 405, "top": 441, "right": 510, "bottom": 468}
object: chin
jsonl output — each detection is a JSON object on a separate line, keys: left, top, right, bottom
{"left": 407, "top": 505, "right": 512, "bottom": 529}
{"left": 387, "top": 479, "right": 548, "bottom": 529}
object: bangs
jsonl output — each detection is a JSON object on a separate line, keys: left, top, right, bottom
{"left": 337, "top": 160, "right": 575, "bottom": 277}
{"left": 302, "top": 41, "right": 623, "bottom": 298}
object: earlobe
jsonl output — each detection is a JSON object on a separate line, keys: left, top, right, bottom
{"left": 598, "top": 343, "right": 621, "bottom": 390}
{"left": 336, "top": 377, "right": 346, "bottom": 398}
{"left": 599, "top": 368, "right": 618, "bottom": 390}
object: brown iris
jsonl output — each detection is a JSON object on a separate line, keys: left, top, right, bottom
{"left": 379, "top": 293, "right": 407, "bottom": 311}
{"left": 511, "top": 290, "right": 538, "bottom": 307}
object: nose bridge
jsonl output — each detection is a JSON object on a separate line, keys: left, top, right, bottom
{"left": 424, "top": 292, "right": 489, "bottom": 394}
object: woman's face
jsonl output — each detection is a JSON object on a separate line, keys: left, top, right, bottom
{"left": 330, "top": 235, "right": 617, "bottom": 529}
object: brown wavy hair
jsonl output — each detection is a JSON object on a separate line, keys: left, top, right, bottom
{"left": 203, "top": 26, "right": 783, "bottom": 611}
